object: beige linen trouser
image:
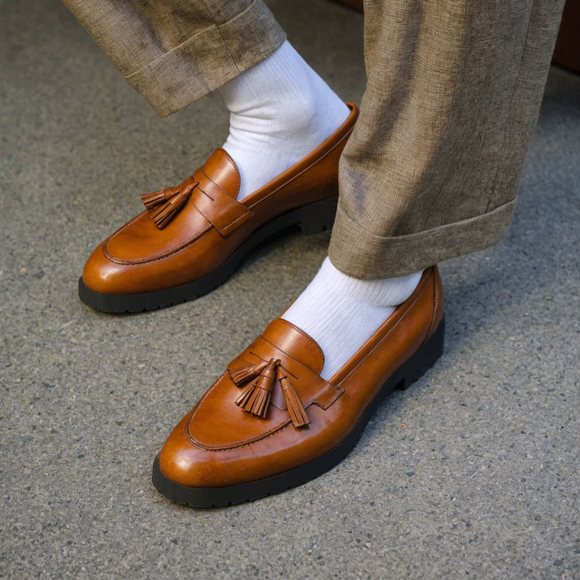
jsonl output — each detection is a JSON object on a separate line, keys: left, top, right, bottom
{"left": 62, "top": 0, "right": 564, "bottom": 279}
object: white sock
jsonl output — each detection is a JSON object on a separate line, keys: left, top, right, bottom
{"left": 219, "top": 41, "right": 350, "bottom": 201}
{"left": 282, "top": 258, "right": 423, "bottom": 380}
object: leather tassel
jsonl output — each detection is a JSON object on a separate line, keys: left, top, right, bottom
{"left": 150, "top": 189, "right": 190, "bottom": 229}
{"left": 280, "top": 375, "right": 310, "bottom": 428}
{"left": 235, "top": 358, "right": 278, "bottom": 419}
{"left": 228, "top": 360, "right": 268, "bottom": 386}
{"left": 141, "top": 187, "right": 176, "bottom": 210}
{"left": 143, "top": 180, "right": 198, "bottom": 228}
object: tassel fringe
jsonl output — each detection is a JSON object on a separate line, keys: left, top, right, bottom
{"left": 233, "top": 358, "right": 310, "bottom": 427}
{"left": 280, "top": 376, "right": 310, "bottom": 428}
{"left": 235, "top": 358, "right": 278, "bottom": 419}
{"left": 150, "top": 192, "right": 189, "bottom": 229}
{"left": 142, "top": 179, "right": 198, "bottom": 229}
{"left": 235, "top": 381, "right": 271, "bottom": 418}
{"left": 228, "top": 360, "right": 268, "bottom": 386}
{"left": 141, "top": 188, "right": 175, "bottom": 210}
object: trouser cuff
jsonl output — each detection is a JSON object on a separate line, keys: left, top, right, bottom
{"left": 124, "top": 0, "right": 286, "bottom": 117}
{"left": 328, "top": 198, "right": 517, "bottom": 279}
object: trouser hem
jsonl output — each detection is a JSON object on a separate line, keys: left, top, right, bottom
{"left": 124, "top": 0, "right": 286, "bottom": 117}
{"left": 328, "top": 198, "right": 517, "bottom": 279}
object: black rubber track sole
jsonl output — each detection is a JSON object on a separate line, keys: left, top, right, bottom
{"left": 152, "top": 319, "right": 445, "bottom": 508}
{"left": 79, "top": 196, "right": 338, "bottom": 314}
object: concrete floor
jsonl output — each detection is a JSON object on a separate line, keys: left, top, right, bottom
{"left": 2, "top": 0, "right": 580, "bottom": 578}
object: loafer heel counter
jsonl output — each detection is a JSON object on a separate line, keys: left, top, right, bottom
{"left": 397, "top": 318, "right": 445, "bottom": 391}
{"left": 428, "top": 265, "right": 445, "bottom": 339}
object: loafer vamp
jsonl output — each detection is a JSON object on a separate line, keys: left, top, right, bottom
{"left": 104, "top": 205, "right": 210, "bottom": 263}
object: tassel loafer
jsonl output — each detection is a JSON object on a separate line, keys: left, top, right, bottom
{"left": 79, "top": 103, "right": 359, "bottom": 313}
{"left": 152, "top": 266, "right": 445, "bottom": 507}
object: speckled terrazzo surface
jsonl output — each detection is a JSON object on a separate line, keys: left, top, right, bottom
{"left": 1, "top": 0, "right": 580, "bottom": 577}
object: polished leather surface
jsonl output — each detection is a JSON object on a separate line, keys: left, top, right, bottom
{"left": 157, "top": 265, "right": 444, "bottom": 488}
{"left": 82, "top": 103, "right": 359, "bottom": 295}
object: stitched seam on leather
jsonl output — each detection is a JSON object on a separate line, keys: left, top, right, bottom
{"left": 187, "top": 345, "right": 341, "bottom": 451}
{"left": 201, "top": 152, "right": 241, "bottom": 196}
{"left": 187, "top": 372, "right": 228, "bottom": 434}
{"left": 189, "top": 421, "right": 293, "bottom": 452}
{"left": 185, "top": 372, "right": 293, "bottom": 451}
{"left": 103, "top": 215, "right": 212, "bottom": 265}
{"left": 104, "top": 114, "right": 354, "bottom": 264}
{"left": 338, "top": 271, "right": 433, "bottom": 386}
{"left": 313, "top": 387, "right": 345, "bottom": 410}
{"left": 220, "top": 209, "right": 254, "bottom": 236}
{"left": 245, "top": 124, "right": 354, "bottom": 210}
{"left": 102, "top": 211, "right": 148, "bottom": 247}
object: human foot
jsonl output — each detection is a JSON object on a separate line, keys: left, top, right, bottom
{"left": 152, "top": 267, "right": 444, "bottom": 507}
{"left": 79, "top": 105, "right": 358, "bottom": 313}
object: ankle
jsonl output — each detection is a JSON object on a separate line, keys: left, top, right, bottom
{"left": 282, "top": 259, "right": 423, "bottom": 379}
{"left": 218, "top": 41, "right": 349, "bottom": 200}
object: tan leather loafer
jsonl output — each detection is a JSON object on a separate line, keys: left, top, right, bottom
{"left": 152, "top": 266, "right": 445, "bottom": 507}
{"left": 79, "top": 103, "right": 359, "bottom": 313}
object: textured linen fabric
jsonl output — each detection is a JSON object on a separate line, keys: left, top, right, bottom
{"left": 328, "top": 0, "right": 565, "bottom": 277}
{"left": 63, "top": 0, "right": 565, "bottom": 278}
{"left": 62, "top": 0, "right": 287, "bottom": 117}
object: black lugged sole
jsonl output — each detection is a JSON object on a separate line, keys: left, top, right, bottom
{"left": 152, "top": 319, "right": 445, "bottom": 508}
{"left": 79, "top": 196, "right": 339, "bottom": 314}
